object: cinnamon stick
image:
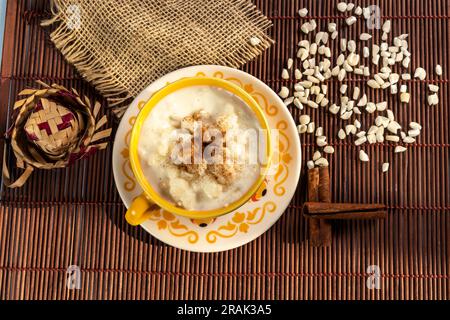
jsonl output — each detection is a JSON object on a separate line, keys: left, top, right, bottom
{"left": 302, "top": 202, "right": 387, "bottom": 220}
{"left": 307, "top": 168, "right": 320, "bottom": 246}
{"left": 318, "top": 167, "right": 332, "bottom": 246}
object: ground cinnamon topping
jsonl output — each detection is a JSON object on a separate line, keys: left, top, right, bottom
{"left": 172, "top": 110, "right": 242, "bottom": 186}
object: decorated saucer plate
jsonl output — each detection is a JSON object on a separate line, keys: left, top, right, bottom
{"left": 112, "top": 65, "right": 301, "bottom": 252}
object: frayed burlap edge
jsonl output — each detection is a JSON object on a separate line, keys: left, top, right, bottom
{"left": 41, "top": 0, "right": 274, "bottom": 118}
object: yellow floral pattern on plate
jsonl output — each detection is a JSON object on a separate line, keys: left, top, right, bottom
{"left": 119, "top": 71, "right": 291, "bottom": 244}
{"left": 206, "top": 201, "right": 276, "bottom": 243}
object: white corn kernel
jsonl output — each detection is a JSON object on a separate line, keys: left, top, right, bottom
{"left": 357, "top": 94, "right": 367, "bottom": 107}
{"left": 429, "top": 84, "right": 439, "bottom": 92}
{"left": 374, "top": 74, "right": 385, "bottom": 85}
{"left": 376, "top": 101, "right": 387, "bottom": 111}
{"left": 284, "top": 97, "right": 294, "bottom": 106}
{"left": 348, "top": 53, "right": 360, "bottom": 66}
{"left": 293, "top": 98, "right": 303, "bottom": 110}
{"left": 309, "top": 43, "right": 318, "bottom": 55}
{"left": 409, "top": 122, "right": 422, "bottom": 130}
{"left": 298, "top": 8, "right": 308, "bottom": 17}
{"left": 414, "top": 67, "right": 426, "bottom": 80}
{"left": 338, "top": 69, "right": 347, "bottom": 81}
{"left": 387, "top": 110, "right": 395, "bottom": 121}
{"left": 372, "top": 55, "right": 380, "bottom": 65}
{"left": 402, "top": 57, "right": 411, "bottom": 69}
{"left": 298, "top": 124, "right": 307, "bottom": 134}
{"left": 301, "top": 23, "right": 310, "bottom": 34}
{"left": 298, "top": 40, "right": 310, "bottom": 49}
{"left": 367, "top": 134, "right": 377, "bottom": 144}
{"left": 400, "top": 92, "right": 410, "bottom": 103}
{"left": 340, "top": 111, "right": 352, "bottom": 120}
{"left": 313, "top": 151, "right": 322, "bottom": 161}
{"left": 346, "top": 16, "right": 357, "bottom": 26}
{"left": 381, "top": 82, "right": 391, "bottom": 89}
{"left": 287, "top": 58, "right": 294, "bottom": 69}
{"left": 331, "top": 31, "right": 338, "bottom": 40}
{"left": 359, "top": 150, "right": 369, "bottom": 162}
{"left": 375, "top": 116, "right": 390, "bottom": 128}
{"left": 377, "top": 126, "right": 385, "bottom": 136}
{"left": 307, "top": 101, "right": 319, "bottom": 109}
{"left": 337, "top": 2, "right": 348, "bottom": 12}
{"left": 360, "top": 33, "right": 372, "bottom": 41}
{"left": 354, "top": 136, "right": 367, "bottom": 146}
{"left": 367, "top": 126, "right": 378, "bottom": 135}
{"left": 363, "top": 7, "right": 371, "bottom": 19}
{"left": 363, "top": 47, "right": 370, "bottom": 58}
{"left": 309, "top": 19, "right": 317, "bottom": 31}
{"left": 382, "top": 20, "right": 391, "bottom": 33}
{"left": 356, "top": 131, "right": 366, "bottom": 138}
{"left": 315, "top": 157, "right": 329, "bottom": 167}
{"left": 395, "top": 146, "right": 407, "bottom": 153}
{"left": 324, "top": 146, "right": 335, "bottom": 154}
{"left": 329, "top": 104, "right": 340, "bottom": 114}
{"left": 408, "top": 129, "right": 421, "bottom": 137}
{"left": 297, "top": 48, "right": 309, "bottom": 60}
{"left": 391, "top": 84, "right": 398, "bottom": 94}
{"left": 365, "top": 102, "right": 376, "bottom": 113}
{"left": 337, "top": 54, "right": 345, "bottom": 66}
{"left": 315, "top": 127, "right": 324, "bottom": 137}
{"left": 345, "top": 124, "right": 357, "bottom": 135}
{"left": 316, "top": 136, "right": 327, "bottom": 147}
{"left": 389, "top": 73, "right": 400, "bottom": 84}
{"left": 386, "top": 135, "right": 400, "bottom": 142}
{"left": 343, "top": 61, "right": 353, "bottom": 72}
{"left": 340, "top": 38, "right": 347, "bottom": 52}
{"left": 347, "top": 40, "right": 357, "bottom": 53}
{"left": 368, "top": 80, "right": 381, "bottom": 89}
{"left": 428, "top": 93, "right": 439, "bottom": 106}
{"left": 403, "top": 136, "right": 416, "bottom": 144}
{"left": 328, "top": 23, "right": 337, "bottom": 33}
{"left": 320, "top": 97, "right": 329, "bottom": 107}
{"left": 299, "top": 114, "right": 311, "bottom": 125}
{"left": 279, "top": 86, "right": 289, "bottom": 98}
{"left": 401, "top": 73, "right": 411, "bottom": 80}
{"left": 249, "top": 37, "right": 261, "bottom": 46}
{"left": 376, "top": 133, "right": 384, "bottom": 143}
{"left": 387, "top": 121, "right": 401, "bottom": 134}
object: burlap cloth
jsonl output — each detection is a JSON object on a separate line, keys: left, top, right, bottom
{"left": 42, "top": 0, "right": 273, "bottom": 116}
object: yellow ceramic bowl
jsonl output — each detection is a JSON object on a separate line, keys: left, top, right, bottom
{"left": 126, "top": 77, "right": 272, "bottom": 225}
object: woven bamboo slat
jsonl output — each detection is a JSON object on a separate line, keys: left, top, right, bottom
{"left": 0, "top": 0, "right": 448, "bottom": 300}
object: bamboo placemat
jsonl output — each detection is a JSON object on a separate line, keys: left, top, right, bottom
{"left": 0, "top": 0, "right": 448, "bottom": 300}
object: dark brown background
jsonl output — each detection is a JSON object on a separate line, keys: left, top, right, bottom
{"left": 0, "top": 0, "right": 448, "bottom": 300}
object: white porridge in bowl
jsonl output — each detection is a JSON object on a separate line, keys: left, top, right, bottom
{"left": 137, "top": 85, "right": 265, "bottom": 211}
